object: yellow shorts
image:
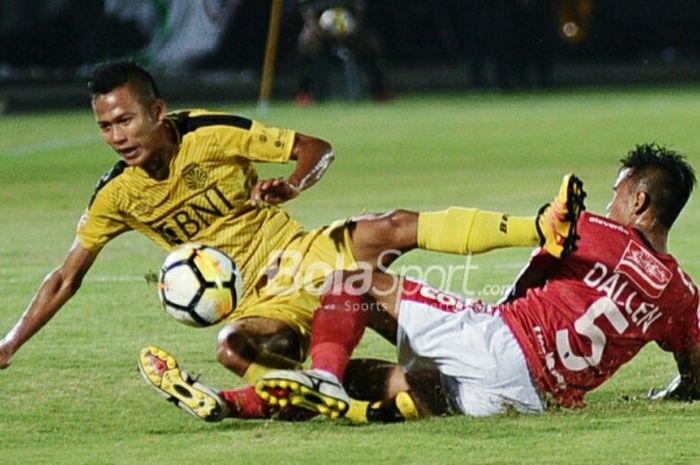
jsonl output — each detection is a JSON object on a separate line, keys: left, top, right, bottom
{"left": 230, "top": 219, "right": 357, "bottom": 354}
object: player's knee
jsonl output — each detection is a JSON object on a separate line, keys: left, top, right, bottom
{"left": 216, "top": 322, "right": 304, "bottom": 374}
{"left": 352, "top": 209, "right": 418, "bottom": 268}
{"left": 387, "top": 209, "right": 418, "bottom": 237}
{"left": 216, "top": 324, "right": 254, "bottom": 375}
{"left": 375, "top": 209, "right": 418, "bottom": 256}
{"left": 258, "top": 331, "right": 304, "bottom": 362}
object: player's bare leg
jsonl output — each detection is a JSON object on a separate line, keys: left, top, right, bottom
{"left": 341, "top": 274, "right": 452, "bottom": 421}
{"left": 349, "top": 210, "right": 419, "bottom": 268}
{"left": 217, "top": 317, "right": 304, "bottom": 383}
{"left": 209, "top": 317, "right": 304, "bottom": 419}
{"left": 344, "top": 358, "right": 408, "bottom": 400}
{"left": 349, "top": 207, "right": 532, "bottom": 270}
{"left": 348, "top": 174, "right": 586, "bottom": 269}
{"left": 344, "top": 359, "right": 449, "bottom": 422}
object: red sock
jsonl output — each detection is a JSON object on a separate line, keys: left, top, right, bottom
{"left": 219, "top": 385, "right": 274, "bottom": 419}
{"left": 310, "top": 290, "right": 367, "bottom": 382}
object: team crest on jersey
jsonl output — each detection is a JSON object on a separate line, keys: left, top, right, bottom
{"left": 182, "top": 163, "right": 209, "bottom": 190}
{"left": 134, "top": 201, "right": 153, "bottom": 216}
{"left": 614, "top": 241, "right": 672, "bottom": 298}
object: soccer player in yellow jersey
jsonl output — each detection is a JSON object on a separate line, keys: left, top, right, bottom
{"left": 0, "top": 61, "right": 575, "bottom": 422}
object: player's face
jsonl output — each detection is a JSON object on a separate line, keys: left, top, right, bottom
{"left": 92, "top": 83, "right": 166, "bottom": 167}
{"left": 606, "top": 168, "right": 635, "bottom": 224}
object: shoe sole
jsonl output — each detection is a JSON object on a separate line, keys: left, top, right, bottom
{"left": 138, "top": 346, "right": 226, "bottom": 422}
{"left": 256, "top": 377, "right": 348, "bottom": 420}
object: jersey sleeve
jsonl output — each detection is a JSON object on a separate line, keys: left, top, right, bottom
{"left": 216, "top": 119, "right": 296, "bottom": 164}
{"left": 656, "top": 293, "right": 700, "bottom": 354}
{"left": 76, "top": 188, "right": 131, "bottom": 251}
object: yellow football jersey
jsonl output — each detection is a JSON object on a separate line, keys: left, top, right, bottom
{"left": 77, "top": 110, "right": 304, "bottom": 299}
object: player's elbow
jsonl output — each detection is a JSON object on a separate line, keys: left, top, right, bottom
{"left": 312, "top": 137, "right": 334, "bottom": 163}
{"left": 293, "top": 133, "right": 334, "bottom": 162}
{"left": 323, "top": 145, "right": 336, "bottom": 166}
{"left": 320, "top": 137, "right": 333, "bottom": 154}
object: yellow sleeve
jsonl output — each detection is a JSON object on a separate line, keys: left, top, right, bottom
{"left": 76, "top": 189, "right": 131, "bottom": 251}
{"left": 216, "top": 119, "right": 296, "bottom": 163}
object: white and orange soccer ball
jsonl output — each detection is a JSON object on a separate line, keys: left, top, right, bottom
{"left": 158, "top": 244, "right": 242, "bottom": 327}
{"left": 318, "top": 7, "right": 356, "bottom": 37}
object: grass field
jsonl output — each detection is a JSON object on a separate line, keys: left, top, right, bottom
{"left": 1, "top": 88, "right": 700, "bottom": 465}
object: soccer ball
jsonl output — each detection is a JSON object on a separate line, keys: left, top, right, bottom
{"left": 158, "top": 244, "right": 243, "bottom": 327}
{"left": 318, "top": 7, "right": 356, "bottom": 37}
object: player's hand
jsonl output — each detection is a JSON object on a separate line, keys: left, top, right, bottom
{"left": 251, "top": 177, "right": 300, "bottom": 205}
{"left": 0, "top": 339, "right": 14, "bottom": 369}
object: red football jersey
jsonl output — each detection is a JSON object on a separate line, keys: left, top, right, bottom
{"left": 498, "top": 212, "right": 700, "bottom": 407}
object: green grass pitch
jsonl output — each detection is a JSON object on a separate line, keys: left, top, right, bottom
{"left": 1, "top": 88, "right": 699, "bottom": 465}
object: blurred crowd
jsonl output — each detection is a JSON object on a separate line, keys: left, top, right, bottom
{"left": 2, "top": 0, "right": 696, "bottom": 101}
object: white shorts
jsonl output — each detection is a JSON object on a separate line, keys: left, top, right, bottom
{"left": 396, "top": 279, "right": 544, "bottom": 416}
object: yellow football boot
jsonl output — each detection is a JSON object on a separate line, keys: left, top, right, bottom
{"left": 138, "top": 345, "right": 229, "bottom": 422}
{"left": 536, "top": 174, "right": 586, "bottom": 258}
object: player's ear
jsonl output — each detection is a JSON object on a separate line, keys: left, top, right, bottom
{"left": 632, "top": 191, "right": 651, "bottom": 215}
{"left": 151, "top": 98, "right": 167, "bottom": 123}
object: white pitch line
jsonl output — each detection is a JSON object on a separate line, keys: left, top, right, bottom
{"left": 493, "top": 262, "right": 528, "bottom": 270}
{"left": 2, "top": 134, "right": 101, "bottom": 157}
{"left": 87, "top": 275, "right": 149, "bottom": 283}
{"left": 2, "top": 275, "right": 146, "bottom": 285}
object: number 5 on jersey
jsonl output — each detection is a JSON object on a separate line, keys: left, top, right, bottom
{"left": 556, "top": 297, "right": 629, "bottom": 371}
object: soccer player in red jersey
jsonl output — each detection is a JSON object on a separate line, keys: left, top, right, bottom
{"left": 259, "top": 144, "right": 699, "bottom": 422}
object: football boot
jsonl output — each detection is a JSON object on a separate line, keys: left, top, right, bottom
{"left": 256, "top": 369, "right": 350, "bottom": 420}
{"left": 536, "top": 173, "right": 586, "bottom": 258}
{"left": 138, "top": 345, "right": 229, "bottom": 422}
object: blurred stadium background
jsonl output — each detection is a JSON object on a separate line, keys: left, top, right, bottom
{"left": 3, "top": 0, "right": 700, "bottom": 111}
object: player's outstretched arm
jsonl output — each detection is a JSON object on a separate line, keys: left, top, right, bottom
{"left": 250, "top": 133, "right": 334, "bottom": 205}
{"left": 648, "top": 344, "right": 700, "bottom": 401}
{"left": 0, "top": 239, "right": 99, "bottom": 369}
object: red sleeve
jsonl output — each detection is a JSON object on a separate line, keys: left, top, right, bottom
{"left": 657, "top": 293, "right": 700, "bottom": 354}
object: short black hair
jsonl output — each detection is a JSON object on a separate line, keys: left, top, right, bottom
{"left": 620, "top": 143, "right": 696, "bottom": 229}
{"left": 87, "top": 60, "right": 161, "bottom": 103}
